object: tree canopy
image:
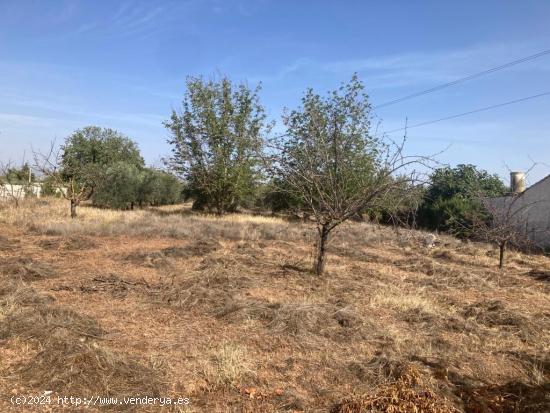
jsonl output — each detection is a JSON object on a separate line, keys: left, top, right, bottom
{"left": 92, "top": 165, "right": 182, "bottom": 209}
{"left": 164, "top": 76, "right": 269, "bottom": 214}
{"left": 62, "top": 126, "right": 144, "bottom": 171}
{"left": 418, "top": 164, "right": 508, "bottom": 234}
{"left": 270, "top": 75, "right": 428, "bottom": 274}
{"left": 36, "top": 126, "right": 148, "bottom": 217}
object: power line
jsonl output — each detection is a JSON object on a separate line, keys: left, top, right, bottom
{"left": 382, "top": 91, "right": 550, "bottom": 135}
{"left": 374, "top": 48, "right": 550, "bottom": 109}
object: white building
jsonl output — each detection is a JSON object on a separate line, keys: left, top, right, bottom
{"left": 0, "top": 183, "right": 42, "bottom": 200}
{"left": 488, "top": 173, "right": 550, "bottom": 248}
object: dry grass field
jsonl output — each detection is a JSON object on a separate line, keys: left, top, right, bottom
{"left": 1, "top": 198, "right": 549, "bottom": 412}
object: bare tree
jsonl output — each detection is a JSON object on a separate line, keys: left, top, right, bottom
{"left": 267, "top": 76, "right": 434, "bottom": 275}
{"left": 472, "top": 193, "right": 548, "bottom": 269}
{"left": 33, "top": 142, "right": 94, "bottom": 218}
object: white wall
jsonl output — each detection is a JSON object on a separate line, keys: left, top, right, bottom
{"left": 0, "top": 183, "right": 42, "bottom": 200}
{"left": 488, "top": 176, "right": 550, "bottom": 248}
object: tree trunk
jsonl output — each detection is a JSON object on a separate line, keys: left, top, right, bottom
{"left": 70, "top": 199, "right": 77, "bottom": 219}
{"left": 499, "top": 241, "right": 506, "bottom": 269}
{"left": 314, "top": 225, "right": 330, "bottom": 275}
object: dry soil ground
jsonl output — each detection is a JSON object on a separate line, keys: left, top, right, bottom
{"left": 0, "top": 198, "right": 549, "bottom": 412}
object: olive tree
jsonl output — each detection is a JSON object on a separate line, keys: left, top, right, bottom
{"left": 164, "top": 76, "right": 268, "bottom": 214}
{"left": 34, "top": 127, "right": 144, "bottom": 218}
{"left": 92, "top": 162, "right": 141, "bottom": 209}
{"left": 91, "top": 165, "right": 182, "bottom": 209}
{"left": 269, "top": 75, "right": 431, "bottom": 275}
{"left": 136, "top": 169, "right": 182, "bottom": 206}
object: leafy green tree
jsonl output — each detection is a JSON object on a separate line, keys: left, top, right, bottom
{"left": 40, "top": 175, "right": 63, "bottom": 197}
{"left": 2, "top": 163, "right": 35, "bottom": 184}
{"left": 92, "top": 162, "right": 140, "bottom": 209}
{"left": 164, "top": 76, "right": 268, "bottom": 215}
{"left": 35, "top": 127, "right": 144, "bottom": 218}
{"left": 367, "top": 178, "right": 426, "bottom": 228}
{"left": 418, "top": 164, "right": 507, "bottom": 234}
{"left": 62, "top": 126, "right": 144, "bottom": 171}
{"left": 92, "top": 166, "right": 182, "bottom": 209}
{"left": 136, "top": 168, "right": 158, "bottom": 207}
{"left": 147, "top": 169, "right": 182, "bottom": 206}
{"left": 135, "top": 169, "right": 182, "bottom": 206}
{"left": 257, "top": 178, "right": 303, "bottom": 214}
{"left": 269, "top": 75, "right": 429, "bottom": 275}
{"left": 61, "top": 126, "right": 145, "bottom": 215}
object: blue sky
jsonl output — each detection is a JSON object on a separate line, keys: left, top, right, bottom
{"left": 1, "top": 0, "right": 549, "bottom": 183}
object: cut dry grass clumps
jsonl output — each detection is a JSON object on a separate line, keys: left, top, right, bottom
{"left": 220, "top": 300, "right": 326, "bottom": 335}
{"left": 331, "top": 364, "right": 458, "bottom": 413}
{"left": 157, "top": 268, "right": 252, "bottom": 312}
{"left": 220, "top": 298, "right": 366, "bottom": 339}
{"left": 1, "top": 305, "right": 104, "bottom": 342}
{"left": 202, "top": 342, "right": 254, "bottom": 388}
{"left": 162, "top": 239, "right": 222, "bottom": 258}
{"left": 397, "top": 249, "right": 465, "bottom": 274}
{"left": 0, "top": 257, "right": 56, "bottom": 281}
{"left": 527, "top": 268, "right": 550, "bottom": 282}
{"left": 369, "top": 289, "right": 440, "bottom": 324}
{"left": 158, "top": 268, "right": 367, "bottom": 340}
{"left": 18, "top": 339, "right": 163, "bottom": 405}
{"left": 432, "top": 249, "right": 456, "bottom": 261}
{"left": 0, "top": 280, "right": 163, "bottom": 408}
{"left": 125, "top": 250, "right": 171, "bottom": 269}
{"left": 0, "top": 234, "right": 20, "bottom": 251}
{"left": 126, "top": 239, "right": 222, "bottom": 269}
{"left": 0, "top": 281, "right": 53, "bottom": 319}
{"left": 348, "top": 356, "right": 414, "bottom": 385}
{"left": 462, "top": 300, "right": 538, "bottom": 341}
{"left": 160, "top": 281, "right": 231, "bottom": 313}
{"left": 395, "top": 255, "right": 440, "bottom": 276}
{"left": 0, "top": 284, "right": 103, "bottom": 342}
{"left": 38, "top": 235, "right": 97, "bottom": 251}
{"left": 76, "top": 274, "right": 150, "bottom": 298}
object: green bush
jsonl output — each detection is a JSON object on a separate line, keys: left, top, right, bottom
{"left": 137, "top": 169, "right": 182, "bottom": 206}
{"left": 417, "top": 164, "right": 507, "bottom": 235}
{"left": 92, "top": 163, "right": 140, "bottom": 209}
{"left": 93, "top": 165, "right": 182, "bottom": 209}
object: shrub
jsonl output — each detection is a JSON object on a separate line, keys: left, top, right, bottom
{"left": 92, "top": 162, "right": 140, "bottom": 209}
{"left": 93, "top": 165, "right": 182, "bottom": 209}
{"left": 418, "top": 164, "right": 507, "bottom": 235}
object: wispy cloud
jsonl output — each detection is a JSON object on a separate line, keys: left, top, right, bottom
{"left": 1, "top": 94, "right": 165, "bottom": 128}
{"left": 254, "top": 41, "right": 550, "bottom": 90}
{"left": 73, "top": 0, "right": 201, "bottom": 39}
